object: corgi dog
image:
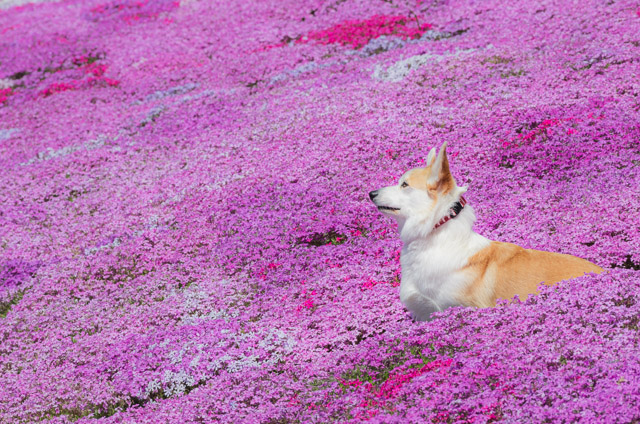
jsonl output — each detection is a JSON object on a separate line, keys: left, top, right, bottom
{"left": 369, "top": 142, "right": 602, "bottom": 321}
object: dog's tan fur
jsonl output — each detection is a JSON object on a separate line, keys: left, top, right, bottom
{"left": 405, "top": 156, "right": 455, "bottom": 195}
{"left": 459, "top": 241, "right": 603, "bottom": 307}
{"left": 406, "top": 168, "right": 430, "bottom": 191}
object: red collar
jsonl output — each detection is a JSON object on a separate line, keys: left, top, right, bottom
{"left": 433, "top": 196, "right": 467, "bottom": 230}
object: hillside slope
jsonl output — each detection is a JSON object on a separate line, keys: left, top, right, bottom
{"left": 1, "top": 0, "right": 640, "bottom": 422}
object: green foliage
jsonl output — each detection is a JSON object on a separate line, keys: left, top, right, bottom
{"left": 0, "top": 290, "right": 24, "bottom": 318}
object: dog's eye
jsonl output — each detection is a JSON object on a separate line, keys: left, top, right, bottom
{"left": 401, "top": 182, "right": 409, "bottom": 188}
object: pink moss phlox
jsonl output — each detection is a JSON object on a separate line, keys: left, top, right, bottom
{"left": 39, "top": 61, "right": 119, "bottom": 97}
{"left": 0, "top": 87, "right": 12, "bottom": 103}
{"left": 376, "top": 358, "right": 453, "bottom": 400}
{"left": 88, "top": 0, "right": 179, "bottom": 23}
{"left": 297, "top": 288, "right": 317, "bottom": 311}
{"left": 299, "top": 15, "right": 433, "bottom": 49}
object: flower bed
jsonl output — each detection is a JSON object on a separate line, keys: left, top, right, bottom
{"left": 1, "top": 0, "right": 639, "bottom": 422}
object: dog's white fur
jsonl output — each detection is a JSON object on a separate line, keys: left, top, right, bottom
{"left": 370, "top": 142, "right": 602, "bottom": 321}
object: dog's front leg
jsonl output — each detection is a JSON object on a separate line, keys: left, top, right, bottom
{"left": 399, "top": 285, "right": 442, "bottom": 321}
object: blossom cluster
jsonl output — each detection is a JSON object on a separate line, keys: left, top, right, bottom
{"left": 1, "top": 0, "right": 640, "bottom": 422}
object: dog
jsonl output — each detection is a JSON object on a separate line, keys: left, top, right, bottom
{"left": 369, "top": 142, "right": 602, "bottom": 321}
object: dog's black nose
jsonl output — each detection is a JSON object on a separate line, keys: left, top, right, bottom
{"left": 369, "top": 190, "right": 378, "bottom": 201}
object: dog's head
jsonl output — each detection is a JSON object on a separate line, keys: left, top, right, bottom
{"left": 369, "top": 142, "right": 467, "bottom": 232}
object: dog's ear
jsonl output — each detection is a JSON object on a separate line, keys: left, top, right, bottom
{"left": 427, "top": 142, "right": 453, "bottom": 192}
{"left": 426, "top": 147, "right": 437, "bottom": 166}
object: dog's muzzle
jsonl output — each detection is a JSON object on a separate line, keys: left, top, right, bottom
{"left": 369, "top": 190, "right": 400, "bottom": 211}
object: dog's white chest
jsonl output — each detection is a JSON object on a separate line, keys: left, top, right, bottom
{"left": 397, "top": 231, "right": 489, "bottom": 321}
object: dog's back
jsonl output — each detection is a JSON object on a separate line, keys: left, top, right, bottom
{"left": 460, "top": 241, "right": 603, "bottom": 308}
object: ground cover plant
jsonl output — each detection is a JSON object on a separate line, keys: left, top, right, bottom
{"left": 1, "top": 0, "right": 640, "bottom": 422}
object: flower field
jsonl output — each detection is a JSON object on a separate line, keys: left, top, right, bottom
{"left": 1, "top": 0, "right": 640, "bottom": 422}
